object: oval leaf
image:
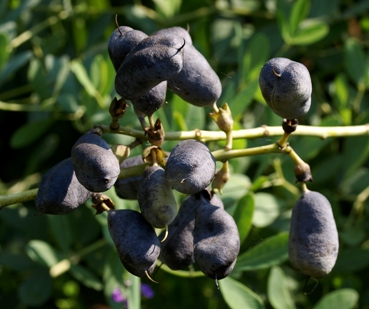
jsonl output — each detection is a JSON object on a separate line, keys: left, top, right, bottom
{"left": 267, "top": 266, "right": 296, "bottom": 309}
{"left": 314, "top": 289, "right": 359, "bottom": 309}
{"left": 10, "top": 118, "right": 54, "bottom": 149}
{"left": 220, "top": 276, "right": 265, "bottom": 309}
{"left": 232, "top": 192, "right": 255, "bottom": 244}
{"left": 26, "top": 240, "right": 62, "bottom": 267}
{"left": 234, "top": 232, "right": 289, "bottom": 272}
{"left": 70, "top": 264, "right": 103, "bottom": 291}
{"left": 291, "top": 19, "right": 329, "bottom": 45}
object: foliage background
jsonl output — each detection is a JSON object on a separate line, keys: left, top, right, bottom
{"left": 0, "top": 0, "right": 369, "bottom": 308}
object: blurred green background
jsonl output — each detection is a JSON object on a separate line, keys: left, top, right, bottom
{"left": 1, "top": 0, "right": 369, "bottom": 308}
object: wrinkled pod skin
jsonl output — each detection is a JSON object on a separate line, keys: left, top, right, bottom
{"left": 108, "top": 26, "right": 148, "bottom": 72}
{"left": 36, "top": 158, "right": 92, "bottom": 214}
{"left": 137, "top": 165, "right": 178, "bottom": 229}
{"left": 193, "top": 202, "right": 240, "bottom": 280}
{"left": 288, "top": 190, "right": 339, "bottom": 279}
{"left": 159, "top": 190, "right": 223, "bottom": 270}
{"left": 152, "top": 26, "right": 193, "bottom": 45}
{"left": 114, "top": 155, "right": 145, "bottom": 200}
{"left": 165, "top": 139, "right": 216, "bottom": 195}
{"left": 259, "top": 57, "right": 312, "bottom": 119}
{"left": 108, "top": 209, "right": 161, "bottom": 278}
{"left": 153, "top": 26, "right": 221, "bottom": 107}
{"left": 115, "top": 34, "right": 185, "bottom": 100}
{"left": 71, "top": 130, "right": 120, "bottom": 192}
{"left": 107, "top": 26, "right": 167, "bottom": 122}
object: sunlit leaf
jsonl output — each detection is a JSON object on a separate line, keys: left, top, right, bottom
{"left": 267, "top": 266, "right": 296, "bottom": 309}
{"left": 289, "top": 0, "right": 310, "bottom": 36}
{"left": 291, "top": 19, "right": 329, "bottom": 45}
{"left": 220, "top": 276, "right": 265, "bottom": 309}
{"left": 232, "top": 192, "right": 255, "bottom": 244}
{"left": 234, "top": 232, "right": 289, "bottom": 271}
{"left": 313, "top": 289, "right": 359, "bottom": 309}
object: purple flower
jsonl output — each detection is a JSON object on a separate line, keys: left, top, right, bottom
{"left": 141, "top": 283, "right": 154, "bottom": 299}
{"left": 112, "top": 288, "right": 127, "bottom": 304}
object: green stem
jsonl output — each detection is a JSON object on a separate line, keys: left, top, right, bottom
{"left": 49, "top": 238, "right": 107, "bottom": 277}
{"left": 0, "top": 188, "right": 38, "bottom": 209}
{"left": 99, "top": 123, "right": 369, "bottom": 142}
{"left": 157, "top": 261, "right": 204, "bottom": 278}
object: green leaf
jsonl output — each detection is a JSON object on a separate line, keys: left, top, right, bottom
{"left": 70, "top": 60, "right": 104, "bottom": 108}
{"left": 291, "top": 19, "right": 329, "bottom": 45}
{"left": 0, "top": 32, "right": 10, "bottom": 70}
{"left": 253, "top": 192, "right": 283, "bottom": 228}
{"left": 220, "top": 277, "right": 265, "bottom": 309}
{"left": 230, "top": 78, "right": 259, "bottom": 120}
{"left": 289, "top": 0, "right": 310, "bottom": 36}
{"left": 185, "top": 104, "right": 205, "bottom": 131}
{"left": 70, "top": 264, "right": 103, "bottom": 291}
{"left": 48, "top": 215, "right": 73, "bottom": 251}
{"left": 267, "top": 266, "right": 296, "bottom": 309}
{"left": 0, "top": 50, "right": 32, "bottom": 84}
{"left": 153, "top": 0, "right": 182, "bottom": 18}
{"left": 234, "top": 232, "right": 289, "bottom": 272}
{"left": 344, "top": 38, "right": 366, "bottom": 87}
{"left": 232, "top": 192, "right": 255, "bottom": 244}
{"left": 10, "top": 118, "right": 54, "bottom": 149}
{"left": 242, "top": 33, "right": 270, "bottom": 83}
{"left": 26, "top": 240, "right": 62, "bottom": 267}
{"left": 18, "top": 267, "right": 52, "bottom": 306}
{"left": 313, "top": 289, "right": 359, "bottom": 309}
{"left": 277, "top": 10, "right": 292, "bottom": 44}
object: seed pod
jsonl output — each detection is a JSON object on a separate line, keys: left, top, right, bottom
{"left": 108, "top": 26, "right": 148, "bottom": 72}
{"left": 130, "top": 80, "right": 167, "bottom": 122}
{"left": 114, "top": 155, "right": 144, "bottom": 200}
{"left": 193, "top": 203, "right": 240, "bottom": 280}
{"left": 71, "top": 130, "right": 120, "bottom": 192}
{"left": 36, "top": 158, "right": 92, "bottom": 215}
{"left": 137, "top": 165, "right": 178, "bottom": 229}
{"left": 108, "top": 209, "right": 161, "bottom": 278}
{"left": 152, "top": 26, "right": 193, "bottom": 45}
{"left": 167, "top": 43, "right": 222, "bottom": 107}
{"left": 115, "top": 34, "right": 185, "bottom": 100}
{"left": 159, "top": 190, "right": 223, "bottom": 270}
{"left": 259, "top": 57, "right": 312, "bottom": 119}
{"left": 288, "top": 190, "right": 339, "bottom": 279}
{"left": 165, "top": 140, "right": 216, "bottom": 195}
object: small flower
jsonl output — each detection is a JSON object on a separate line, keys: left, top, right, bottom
{"left": 141, "top": 283, "right": 154, "bottom": 299}
{"left": 112, "top": 288, "right": 127, "bottom": 304}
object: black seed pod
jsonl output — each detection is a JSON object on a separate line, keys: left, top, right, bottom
{"left": 167, "top": 43, "right": 222, "bottom": 107}
{"left": 152, "top": 26, "right": 193, "bottom": 45}
{"left": 193, "top": 203, "right": 240, "bottom": 280}
{"left": 71, "top": 130, "right": 120, "bottom": 192}
{"left": 108, "top": 209, "right": 161, "bottom": 278}
{"left": 137, "top": 165, "right": 178, "bottom": 229}
{"left": 36, "top": 158, "right": 92, "bottom": 215}
{"left": 108, "top": 26, "right": 148, "bottom": 72}
{"left": 259, "top": 57, "right": 312, "bottom": 119}
{"left": 115, "top": 34, "right": 185, "bottom": 100}
{"left": 165, "top": 140, "right": 216, "bottom": 195}
{"left": 288, "top": 190, "right": 339, "bottom": 279}
{"left": 159, "top": 190, "right": 223, "bottom": 270}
